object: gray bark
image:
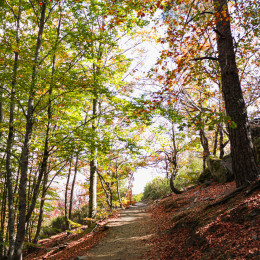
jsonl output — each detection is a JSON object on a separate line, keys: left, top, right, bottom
{"left": 6, "top": 3, "right": 21, "bottom": 258}
{"left": 88, "top": 98, "right": 98, "bottom": 223}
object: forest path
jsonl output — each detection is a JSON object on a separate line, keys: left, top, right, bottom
{"left": 85, "top": 202, "right": 153, "bottom": 260}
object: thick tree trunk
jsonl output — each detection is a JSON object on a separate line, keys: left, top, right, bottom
{"left": 13, "top": 4, "right": 47, "bottom": 259}
{"left": 213, "top": 0, "right": 259, "bottom": 187}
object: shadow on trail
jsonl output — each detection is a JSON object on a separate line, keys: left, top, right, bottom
{"left": 85, "top": 202, "right": 153, "bottom": 260}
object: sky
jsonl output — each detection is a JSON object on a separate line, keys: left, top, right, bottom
{"left": 132, "top": 167, "right": 164, "bottom": 194}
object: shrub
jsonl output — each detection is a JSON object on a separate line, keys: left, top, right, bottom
{"left": 143, "top": 177, "right": 171, "bottom": 200}
{"left": 175, "top": 157, "right": 202, "bottom": 189}
{"left": 133, "top": 193, "right": 143, "bottom": 202}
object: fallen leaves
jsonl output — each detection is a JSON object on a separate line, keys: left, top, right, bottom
{"left": 145, "top": 181, "right": 260, "bottom": 259}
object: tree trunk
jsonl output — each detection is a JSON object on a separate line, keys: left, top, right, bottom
{"left": 88, "top": 98, "right": 98, "bottom": 224}
{"left": 6, "top": 3, "right": 21, "bottom": 258}
{"left": 13, "top": 4, "right": 47, "bottom": 259}
{"left": 213, "top": 125, "right": 220, "bottom": 156}
{"left": 199, "top": 128, "right": 210, "bottom": 171}
{"left": 170, "top": 172, "right": 183, "bottom": 194}
{"left": 69, "top": 155, "right": 79, "bottom": 221}
{"left": 213, "top": 0, "right": 259, "bottom": 187}
{"left": 27, "top": 12, "right": 60, "bottom": 225}
{"left": 32, "top": 169, "right": 48, "bottom": 244}
{"left": 65, "top": 160, "right": 72, "bottom": 230}
{"left": 219, "top": 123, "right": 224, "bottom": 159}
{"left": 116, "top": 161, "right": 123, "bottom": 208}
{"left": 0, "top": 176, "right": 7, "bottom": 258}
{"left": 97, "top": 172, "right": 112, "bottom": 209}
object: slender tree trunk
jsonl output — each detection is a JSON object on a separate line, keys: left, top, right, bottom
{"left": 213, "top": 0, "right": 259, "bottom": 187}
{"left": 6, "top": 3, "right": 21, "bottom": 258}
{"left": 27, "top": 13, "right": 61, "bottom": 225}
{"left": 169, "top": 123, "right": 182, "bottom": 194}
{"left": 32, "top": 170, "right": 48, "bottom": 244}
{"left": 65, "top": 160, "right": 72, "bottom": 230}
{"left": 13, "top": 4, "right": 47, "bottom": 259}
{"left": 88, "top": 97, "right": 98, "bottom": 224}
{"left": 219, "top": 123, "right": 224, "bottom": 159}
{"left": 0, "top": 89, "right": 3, "bottom": 140}
{"left": 116, "top": 161, "right": 123, "bottom": 208}
{"left": 69, "top": 155, "right": 78, "bottom": 221}
{"left": 213, "top": 125, "right": 220, "bottom": 156}
{"left": 199, "top": 128, "right": 210, "bottom": 171}
{"left": 0, "top": 176, "right": 7, "bottom": 258}
{"left": 97, "top": 172, "right": 112, "bottom": 209}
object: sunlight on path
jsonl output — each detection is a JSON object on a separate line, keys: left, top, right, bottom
{"left": 85, "top": 202, "right": 153, "bottom": 260}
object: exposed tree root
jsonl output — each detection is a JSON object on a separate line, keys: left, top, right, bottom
{"left": 206, "top": 179, "right": 260, "bottom": 209}
{"left": 245, "top": 178, "right": 260, "bottom": 195}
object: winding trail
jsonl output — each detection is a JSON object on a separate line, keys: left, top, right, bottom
{"left": 86, "top": 202, "right": 153, "bottom": 260}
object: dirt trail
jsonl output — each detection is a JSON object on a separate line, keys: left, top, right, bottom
{"left": 85, "top": 202, "right": 153, "bottom": 260}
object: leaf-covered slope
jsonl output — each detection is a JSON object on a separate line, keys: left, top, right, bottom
{"left": 146, "top": 181, "right": 260, "bottom": 259}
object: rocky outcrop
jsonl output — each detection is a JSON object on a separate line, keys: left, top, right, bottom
{"left": 199, "top": 155, "right": 234, "bottom": 183}
{"left": 250, "top": 118, "right": 260, "bottom": 165}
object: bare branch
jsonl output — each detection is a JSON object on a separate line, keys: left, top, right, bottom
{"left": 191, "top": 56, "right": 218, "bottom": 61}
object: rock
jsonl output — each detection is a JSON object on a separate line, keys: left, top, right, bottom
{"left": 198, "top": 168, "right": 212, "bottom": 183}
{"left": 250, "top": 118, "right": 260, "bottom": 165}
{"left": 207, "top": 156, "right": 234, "bottom": 183}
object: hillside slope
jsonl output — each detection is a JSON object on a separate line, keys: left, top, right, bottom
{"left": 146, "top": 181, "right": 260, "bottom": 259}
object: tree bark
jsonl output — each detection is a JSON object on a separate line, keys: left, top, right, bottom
{"left": 32, "top": 169, "right": 48, "bottom": 244}
{"left": 97, "top": 172, "right": 112, "bottom": 209}
{"left": 6, "top": 3, "right": 21, "bottom": 258}
{"left": 27, "top": 11, "right": 61, "bottom": 225}
{"left": 88, "top": 98, "right": 98, "bottom": 224}
{"left": 116, "top": 160, "right": 123, "bottom": 208}
{"left": 213, "top": 125, "right": 220, "bottom": 156}
{"left": 69, "top": 155, "right": 79, "bottom": 221}
{"left": 0, "top": 175, "right": 7, "bottom": 258}
{"left": 65, "top": 160, "right": 72, "bottom": 230}
{"left": 213, "top": 0, "right": 259, "bottom": 187}
{"left": 13, "top": 3, "right": 47, "bottom": 259}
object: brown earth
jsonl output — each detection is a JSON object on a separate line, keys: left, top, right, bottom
{"left": 86, "top": 201, "right": 153, "bottom": 260}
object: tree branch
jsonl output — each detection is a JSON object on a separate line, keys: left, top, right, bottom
{"left": 191, "top": 56, "right": 218, "bottom": 61}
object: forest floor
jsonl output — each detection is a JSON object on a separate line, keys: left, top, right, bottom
{"left": 25, "top": 180, "right": 260, "bottom": 260}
